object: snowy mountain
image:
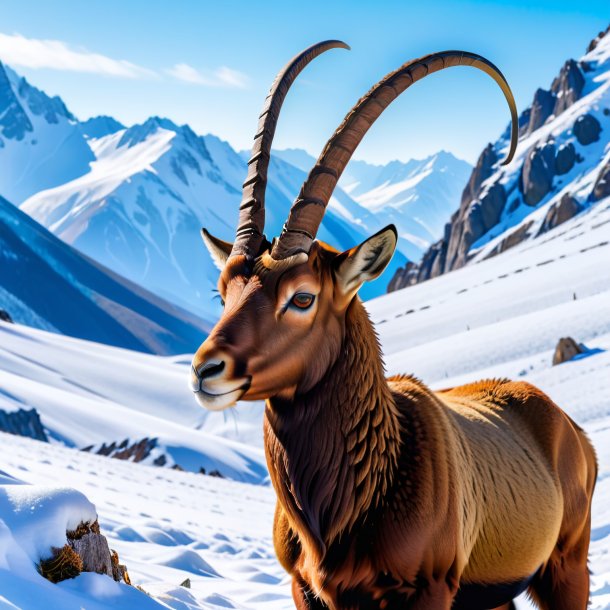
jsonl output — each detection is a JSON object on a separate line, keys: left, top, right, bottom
{"left": 19, "top": 116, "right": 407, "bottom": 319}
{"left": 80, "top": 115, "right": 125, "bottom": 139}
{"left": 275, "top": 149, "right": 472, "bottom": 260}
{"left": 0, "top": 194, "right": 211, "bottom": 355}
{"left": 0, "top": 62, "right": 94, "bottom": 204}
{"left": 1, "top": 167, "right": 610, "bottom": 607}
{"left": 390, "top": 26, "right": 610, "bottom": 290}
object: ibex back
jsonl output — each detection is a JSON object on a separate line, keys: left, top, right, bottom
{"left": 191, "top": 41, "right": 597, "bottom": 610}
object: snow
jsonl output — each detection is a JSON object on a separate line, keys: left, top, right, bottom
{"left": 0, "top": 323, "right": 268, "bottom": 482}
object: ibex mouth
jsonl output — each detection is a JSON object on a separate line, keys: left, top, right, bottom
{"left": 190, "top": 370, "right": 251, "bottom": 411}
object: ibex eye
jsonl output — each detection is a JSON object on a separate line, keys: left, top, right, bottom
{"left": 290, "top": 293, "right": 315, "bottom": 310}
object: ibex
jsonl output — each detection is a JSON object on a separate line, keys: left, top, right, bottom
{"left": 191, "top": 41, "right": 597, "bottom": 610}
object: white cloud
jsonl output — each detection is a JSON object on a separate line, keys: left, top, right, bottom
{"left": 214, "top": 66, "right": 249, "bottom": 89}
{"left": 0, "top": 32, "right": 156, "bottom": 79}
{"left": 166, "top": 63, "right": 249, "bottom": 89}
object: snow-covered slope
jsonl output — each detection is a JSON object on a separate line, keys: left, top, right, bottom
{"left": 0, "top": 62, "right": 93, "bottom": 204}
{"left": 0, "top": 194, "right": 211, "bottom": 355}
{"left": 404, "top": 27, "right": 610, "bottom": 288}
{"left": 275, "top": 148, "right": 472, "bottom": 260}
{"left": 0, "top": 320, "right": 267, "bottom": 482}
{"left": 1, "top": 173, "right": 610, "bottom": 608}
{"left": 21, "top": 117, "right": 406, "bottom": 319}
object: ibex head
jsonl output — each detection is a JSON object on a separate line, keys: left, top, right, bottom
{"left": 191, "top": 42, "right": 517, "bottom": 411}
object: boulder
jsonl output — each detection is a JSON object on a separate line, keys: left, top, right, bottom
{"left": 554, "top": 142, "right": 576, "bottom": 175}
{"left": 550, "top": 60, "right": 585, "bottom": 116}
{"left": 527, "top": 88, "right": 556, "bottom": 133}
{"left": 485, "top": 221, "right": 534, "bottom": 258}
{"left": 552, "top": 337, "right": 584, "bottom": 365}
{"left": 574, "top": 114, "right": 601, "bottom": 145}
{"left": 591, "top": 159, "right": 610, "bottom": 201}
{"left": 520, "top": 142, "right": 556, "bottom": 206}
{"left": 538, "top": 194, "right": 581, "bottom": 235}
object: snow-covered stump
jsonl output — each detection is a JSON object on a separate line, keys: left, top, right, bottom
{"left": 39, "top": 520, "right": 131, "bottom": 585}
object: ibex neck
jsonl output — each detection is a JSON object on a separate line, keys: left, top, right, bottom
{"left": 264, "top": 298, "right": 400, "bottom": 555}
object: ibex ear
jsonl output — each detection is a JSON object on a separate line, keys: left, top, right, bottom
{"left": 201, "top": 228, "right": 233, "bottom": 271}
{"left": 334, "top": 225, "right": 397, "bottom": 297}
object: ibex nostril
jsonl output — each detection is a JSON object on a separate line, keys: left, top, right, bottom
{"left": 196, "top": 359, "right": 225, "bottom": 380}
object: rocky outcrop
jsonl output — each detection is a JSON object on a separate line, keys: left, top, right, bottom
{"left": 520, "top": 141, "right": 556, "bottom": 206}
{"left": 39, "top": 520, "right": 130, "bottom": 585}
{"left": 574, "top": 114, "right": 601, "bottom": 145}
{"left": 485, "top": 221, "right": 534, "bottom": 258}
{"left": 387, "top": 261, "right": 419, "bottom": 292}
{"left": 591, "top": 158, "right": 610, "bottom": 201}
{"left": 554, "top": 142, "right": 576, "bottom": 175}
{"left": 587, "top": 25, "right": 610, "bottom": 53}
{"left": 388, "top": 28, "right": 606, "bottom": 292}
{"left": 527, "top": 88, "right": 556, "bottom": 133}
{"left": 0, "top": 309, "right": 13, "bottom": 323}
{"left": 522, "top": 60, "right": 585, "bottom": 134}
{"left": 552, "top": 337, "right": 584, "bottom": 365}
{"left": 538, "top": 194, "right": 582, "bottom": 235}
{"left": 550, "top": 60, "right": 585, "bottom": 116}
{"left": 82, "top": 437, "right": 167, "bottom": 466}
{"left": 0, "top": 408, "right": 48, "bottom": 441}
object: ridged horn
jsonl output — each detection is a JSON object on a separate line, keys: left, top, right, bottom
{"left": 272, "top": 50, "right": 518, "bottom": 259}
{"left": 230, "top": 40, "right": 350, "bottom": 260}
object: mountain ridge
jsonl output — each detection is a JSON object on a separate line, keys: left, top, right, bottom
{"left": 389, "top": 25, "right": 610, "bottom": 291}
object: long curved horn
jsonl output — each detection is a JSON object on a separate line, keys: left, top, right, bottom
{"left": 230, "top": 40, "right": 350, "bottom": 260}
{"left": 272, "top": 50, "right": 518, "bottom": 259}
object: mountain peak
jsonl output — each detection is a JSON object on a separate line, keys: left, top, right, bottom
{"left": 80, "top": 115, "right": 125, "bottom": 139}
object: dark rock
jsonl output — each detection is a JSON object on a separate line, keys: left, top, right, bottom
{"left": 460, "top": 143, "right": 498, "bottom": 205}
{"left": 0, "top": 309, "right": 12, "bottom": 323}
{"left": 0, "top": 408, "right": 48, "bottom": 441}
{"left": 520, "top": 142, "right": 556, "bottom": 206}
{"left": 387, "top": 261, "right": 418, "bottom": 293}
{"left": 574, "top": 114, "right": 601, "bottom": 145}
{"left": 587, "top": 25, "right": 610, "bottom": 53}
{"left": 209, "top": 469, "right": 224, "bottom": 478}
{"left": 552, "top": 337, "right": 584, "bottom": 365}
{"left": 486, "top": 221, "right": 534, "bottom": 258}
{"left": 591, "top": 159, "right": 610, "bottom": 201}
{"left": 538, "top": 194, "right": 581, "bottom": 235}
{"left": 554, "top": 142, "right": 576, "bottom": 175}
{"left": 527, "top": 88, "right": 556, "bottom": 133}
{"left": 82, "top": 437, "right": 170, "bottom": 466}
{"left": 550, "top": 60, "right": 585, "bottom": 116}
{"left": 180, "top": 578, "right": 191, "bottom": 588}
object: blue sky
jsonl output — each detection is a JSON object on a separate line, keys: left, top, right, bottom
{"left": 1, "top": 0, "right": 608, "bottom": 164}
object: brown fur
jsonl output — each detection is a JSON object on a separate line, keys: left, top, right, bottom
{"left": 193, "top": 242, "right": 597, "bottom": 610}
